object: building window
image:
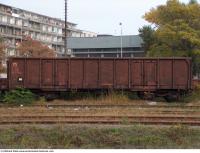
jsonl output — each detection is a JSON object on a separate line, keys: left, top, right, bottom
{"left": 2, "top": 16, "right": 7, "bottom": 23}
{"left": 48, "top": 26, "right": 52, "bottom": 33}
{"left": 23, "top": 21, "right": 29, "bottom": 27}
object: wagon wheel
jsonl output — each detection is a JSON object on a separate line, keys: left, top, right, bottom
{"left": 164, "top": 92, "right": 181, "bottom": 102}
{"left": 44, "top": 93, "right": 57, "bottom": 101}
{"left": 137, "top": 91, "right": 155, "bottom": 101}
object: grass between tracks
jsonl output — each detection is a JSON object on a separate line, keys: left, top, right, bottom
{"left": 0, "top": 125, "right": 200, "bottom": 149}
{"left": 183, "top": 85, "right": 200, "bottom": 103}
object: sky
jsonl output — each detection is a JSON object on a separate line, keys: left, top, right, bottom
{"left": 0, "top": 0, "right": 198, "bottom": 35}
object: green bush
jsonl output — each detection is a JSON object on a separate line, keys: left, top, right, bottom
{"left": 183, "top": 86, "right": 200, "bottom": 102}
{"left": 3, "top": 88, "right": 36, "bottom": 105}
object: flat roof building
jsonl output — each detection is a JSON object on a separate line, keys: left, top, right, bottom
{"left": 68, "top": 35, "right": 144, "bottom": 58}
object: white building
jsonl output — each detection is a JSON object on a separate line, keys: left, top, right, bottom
{"left": 0, "top": 3, "right": 97, "bottom": 57}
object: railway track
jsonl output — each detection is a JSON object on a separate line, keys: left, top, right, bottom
{"left": 0, "top": 115, "right": 200, "bottom": 126}
{"left": 1, "top": 103, "right": 200, "bottom": 109}
{"left": 35, "top": 104, "right": 200, "bottom": 109}
{"left": 0, "top": 103, "right": 199, "bottom": 126}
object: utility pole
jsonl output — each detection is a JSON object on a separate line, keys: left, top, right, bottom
{"left": 64, "top": 0, "right": 68, "bottom": 57}
{"left": 119, "top": 22, "right": 123, "bottom": 58}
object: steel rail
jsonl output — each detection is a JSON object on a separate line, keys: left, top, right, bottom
{"left": 0, "top": 119, "right": 199, "bottom": 126}
{"left": 0, "top": 115, "right": 200, "bottom": 126}
{"left": 0, "top": 104, "right": 200, "bottom": 109}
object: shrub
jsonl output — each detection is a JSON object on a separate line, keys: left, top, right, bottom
{"left": 3, "top": 88, "right": 36, "bottom": 105}
{"left": 183, "top": 86, "right": 200, "bottom": 102}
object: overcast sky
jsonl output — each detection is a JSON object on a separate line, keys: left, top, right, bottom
{"left": 0, "top": 0, "right": 198, "bottom": 35}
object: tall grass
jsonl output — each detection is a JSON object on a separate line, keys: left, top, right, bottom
{"left": 0, "top": 125, "right": 199, "bottom": 149}
{"left": 59, "top": 91, "right": 139, "bottom": 104}
{"left": 183, "top": 85, "right": 200, "bottom": 103}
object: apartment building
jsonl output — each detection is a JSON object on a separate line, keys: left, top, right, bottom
{"left": 0, "top": 3, "right": 97, "bottom": 57}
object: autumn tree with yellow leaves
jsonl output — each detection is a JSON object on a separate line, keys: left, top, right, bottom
{"left": 139, "top": 0, "right": 200, "bottom": 76}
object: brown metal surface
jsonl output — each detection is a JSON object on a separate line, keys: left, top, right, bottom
{"left": 84, "top": 59, "right": 99, "bottom": 89}
{"left": 55, "top": 60, "right": 68, "bottom": 88}
{"left": 10, "top": 59, "right": 25, "bottom": 88}
{"left": 100, "top": 59, "right": 114, "bottom": 88}
{"left": 159, "top": 60, "right": 173, "bottom": 89}
{"left": 70, "top": 59, "right": 83, "bottom": 89}
{"left": 131, "top": 60, "right": 143, "bottom": 88}
{"left": 0, "top": 78, "right": 7, "bottom": 90}
{"left": 115, "top": 59, "right": 129, "bottom": 89}
{"left": 26, "top": 59, "right": 40, "bottom": 88}
{"left": 144, "top": 60, "right": 157, "bottom": 87}
{"left": 41, "top": 60, "right": 54, "bottom": 88}
{"left": 173, "top": 60, "right": 189, "bottom": 88}
{"left": 8, "top": 57, "right": 192, "bottom": 92}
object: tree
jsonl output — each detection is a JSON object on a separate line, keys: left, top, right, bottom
{"left": 189, "top": 0, "right": 198, "bottom": 4}
{"left": 139, "top": 26, "right": 156, "bottom": 53}
{"left": 17, "top": 37, "right": 56, "bottom": 58}
{"left": 140, "top": 0, "right": 200, "bottom": 76}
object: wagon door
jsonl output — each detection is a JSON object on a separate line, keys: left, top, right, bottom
{"left": 144, "top": 60, "right": 157, "bottom": 87}
{"left": 173, "top": 59, "right": 190, "bottom": 89}
{"left": 115, "top": 59, "right": 129, "bottom": 89}
{"left": 99, "top": 60, "right": 114, "bottom": 89}
{"left": 131, "top": 60, "right": 143, "bottom": 88}
{"left": 84, "top": 59, "right": 99, "bottom": 89}
{"left": 41, "top": 60, "right": 54, "bottom": 88}
{"left": 70, "top": 59, "right": 84, "bottom": 89}
{"left": 55, "top": 60, "right": 68, "bottom": 89}
{"left": 26, "top": 59, "right": 40, "bottom": 88}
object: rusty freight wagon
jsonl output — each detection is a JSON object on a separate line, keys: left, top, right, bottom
{"left": 7, "top": 57, "right": 192, "bottom": 101}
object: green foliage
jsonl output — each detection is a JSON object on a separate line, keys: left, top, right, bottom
{"left": 139, "top": 26, "right": 156, "bottom": 52}
{"left": 140, "top": 0, "right": 200, "bottom": 75}
{"left": 0, "top": 92, "right": 4, "bottom": 102}
{"left": 0, "top": 125, "right": 200, "bottom": 149}
{"left": 3, "top": 88, "right": 36, "bottom": 105}
{"left": 189, "top": 0, "right": 198, "bottom": 4}
{"left": 183, "top": 84, "right": 200, "bottom": 102}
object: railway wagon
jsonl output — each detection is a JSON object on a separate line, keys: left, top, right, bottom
{"left": 7, "top": 57, "right": 192, "bottom": 101}
{"left": 0, "top": 78, "right": 7, "bottom": 91}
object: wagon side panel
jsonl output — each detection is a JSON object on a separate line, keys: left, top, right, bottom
{"left": 70, "top": 59, "right": 84, "bottom": 89}
{"left": 9, "top": 59, "right": 25, "bottom": 89}
{"left": 26, "top": 59, "right": 40, "bottom": 88}
{"left": 99, "top": 59, "right": 114, "bottom": 89}
{"left": 84, "top": 59, "right": 99, "bottom": 89}
{"left": 130, "top": 60, "right": 143, "bottom": 89}
{"left": 144, "top": 60, "right": 157, "bottom": 89}
{"left": 173, "top": 59, "right": 190, "bottom": 89}
{"left": 41, "top": 59, "right": 54, "bottom": 88}
{"left": 55, "top": 59, "right": 69, "bottom": 88}
{"left": 159, "top": 60, "right": 173, "bottom": 89}
{"left": 115, "top": 59, "right": 129, "bottom": 89}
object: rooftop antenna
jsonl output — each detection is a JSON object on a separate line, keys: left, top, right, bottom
{"left": 64, "top": 0, "right": 68, "bottom": 57}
